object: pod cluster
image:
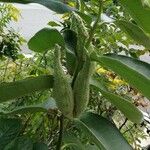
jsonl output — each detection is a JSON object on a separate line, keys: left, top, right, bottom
{"left": 53, "top": 13, "right": 94, "bottom": 118}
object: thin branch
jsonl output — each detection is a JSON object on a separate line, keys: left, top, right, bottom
{"left": 119, "top": 118, "right": 128, "bottom": 130}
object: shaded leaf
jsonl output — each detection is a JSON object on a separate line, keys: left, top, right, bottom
{"left": 62, "top": 132, "right": 85, "bottom": 150}
{"left": 63, "top": 29, "right": 77, "bottom": 54}
{"left": 4, "top": 137, "right": 33, "bottom": 150}
{"left": 63, "top": 29, "right": 77, "bottom": 75}
{"left": 75, "top": 112, "right": 132, "bottom": 150}
{"left": 0, "top": 75, "right": 54, "bottom": 102}
{"left": 0, "top": 118, "right": 22, "bottom": 149}
{"left": 1, "top": 98, "right": 57, "bottom": 115}
{"left": 33, "top": 142, "right": 48, "bottom": 150}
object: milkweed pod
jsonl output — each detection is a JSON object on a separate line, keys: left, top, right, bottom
{"left": 71, "top": 12, "right": 89, "bottom": 58}
{"left": 73, "top": 56, "right": 93, "bottom": 117}
{"left": 53, "top": 44, "right": 74, "bottom": 119}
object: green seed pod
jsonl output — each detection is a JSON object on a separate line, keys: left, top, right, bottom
{"left": 71, "top": 12, "right": 88, "bottom": 39}
{"left": 73, "top": 56, "right": 93, "bottom": 117}
{"left": 53, "top": 45, "right": 74, "bottom": 118}
{"left": 71, "top": 12, "right": 89, "bottom": 59}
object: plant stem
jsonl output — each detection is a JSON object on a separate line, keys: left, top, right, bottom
{"left": 85, "top": 0, "right": 103, "bottom": 49}
{"left": 56, "top": 115, "right": 64, "bottom": 150}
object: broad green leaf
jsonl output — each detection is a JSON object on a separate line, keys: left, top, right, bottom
{"left": 75, "top": 112, "right": 132, "bottom": 150}
{"left": 90, "top": 78, "right": 143, "bottom": 124}
{"left": 0, "top": 75, "right": 54, "bottom": 102}
{"left": 116, "top": 20, "right": 150, "bottom": 49}
{"left": 28, "top": 28, "right": 65, "bottom": 53}
{"left": 91, "top": 54, "right": 150, "bottom": 100}
{"left": 1, "top": 98, "right": 57, "bottom": 115}
{"left": 0, "top": 0, "right": 74, "bottom": 14}
{"left": 120, "top": 0, "right": 150, "bottom": 34}
{"left": 33, "top": 142, "right": 48, "bottom": 150}
{"left": 4, "top": 137, "right": 33, "bottom": 150}
{"left": 0, "top": 118, "right": 22, "bottom": 149}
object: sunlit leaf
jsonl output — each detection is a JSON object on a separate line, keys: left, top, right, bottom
{"left": 90, "top": 78, "right": 143, "bottom": 124}
{"left": 120, "top": 0, "right": 150, "bottom": 34}
{"left": 91, "top": 54, "right": 150, "bottom": 100}
{"left": 28, "top": 28, "right": 65, "bottom": 53}
{"left": 116, "top": 20, "right": 150, "bottom": 49}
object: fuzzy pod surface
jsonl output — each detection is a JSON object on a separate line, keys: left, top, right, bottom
{"left": 73, "top": 56, "right": 93, "bottom": 117}
{"left": 53, "top": 45, "right": 74, "bottom": 118}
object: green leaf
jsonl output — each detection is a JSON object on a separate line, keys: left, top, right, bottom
{"left": 63, "top": 29, "right": 77, "bottom": 54}
{"left": 0, "top": 118, "right": 22, "bottom": 149}
{"left": 90, "top": 78, "right": 143, "bottom": 124}
{"left": 91, "top": 54, "right": 150, "bottom": 100}
{"left": 116, "top": 20, "right": 150, "bottom": 49}
{"left": 28, "top": 28, "right": 65, "bottom": 53}
{"left": 4, "top": 137, "right": 33, "bottom": 150}
{"left": 120, "top": 0, "right": 150, "bottom": 34}
{"left": 63, "top": 29, "right": 77, "bottom": 75}
{"left": 33, "top": 142, "right": 48, "bottom": 150}
{"left": 62, "top": 132, "right": 85, "bottom": 150}
{"left": 1, "top": 98, "right": 57, "bottom": 115}
{"left": 48, "top": 21, "right": 61, "bottom": 27}
{"left": 0, "top": 75, "right": 54, "bottom": 102}
{"left": 0, "top": 0, "right": 74, "bottom": 14}
{"left": 75, "top": 112, "right": 132, "bottom": 150}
